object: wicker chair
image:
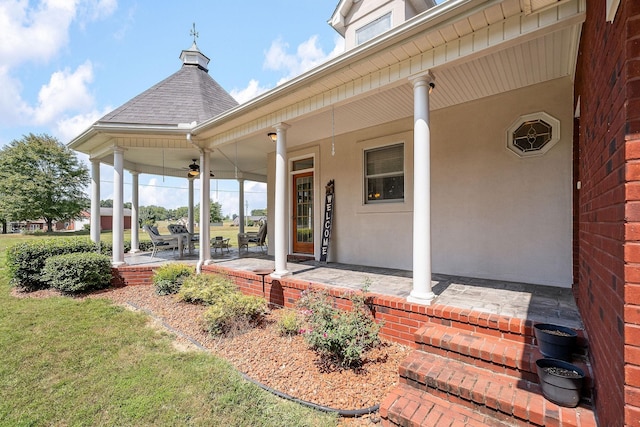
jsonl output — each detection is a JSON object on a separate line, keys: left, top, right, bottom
{"left": 238, "top": 222, "right": 267, "bottom": 252}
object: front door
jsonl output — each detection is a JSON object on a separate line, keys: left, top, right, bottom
{"left": 293, "top": 171, "right": 314, "bottom": 254}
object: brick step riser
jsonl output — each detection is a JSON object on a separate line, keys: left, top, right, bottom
{"left": 400, "top": 378, "right": 545, "bottom": 427}
{"left": 398, "top": 350, "right": 595, "bottom": 425}
{"left": 416, "top": 339, "right": 593, "bottom": 390}
{"left": 398, "top": 373, "right": 593, "bottom": 427}
{"left": 381, "top": 384, "right": 522, "bottom": 427}
{"left": 416, "top": 318, "right": 590, "bottom": 355}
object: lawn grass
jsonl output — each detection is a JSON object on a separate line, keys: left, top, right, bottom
{"left": 0, "top": 232, "right": 335, "bottom": 426}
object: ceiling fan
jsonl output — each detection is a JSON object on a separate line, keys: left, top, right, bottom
{"left": 185, "top": 159, "right": 214, "bottom": 178}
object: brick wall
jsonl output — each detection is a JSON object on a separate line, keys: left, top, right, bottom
{"left": 575, "top": 1, "right": 640, "bottom": 425}
{"left": 201, "top": 264, "right": 536, "bottom": 349}
{"left": 111, "top": 265, "right": 155, "bottom": 287}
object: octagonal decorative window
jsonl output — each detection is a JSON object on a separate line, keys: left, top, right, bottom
{"left": 506, "top": 112, "right": 560, "bottom": 158}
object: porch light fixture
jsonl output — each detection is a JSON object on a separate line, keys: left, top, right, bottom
{"left": 187, "top": 159, "right": 200, "bottom": 177}
{"left": 267, "top": 132, "right": 277, "bottom": 142}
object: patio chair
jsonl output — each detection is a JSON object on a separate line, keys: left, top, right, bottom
{"left": 143, "top": 225, "right": 180, "bottom": 258}
{"left": 211, "top": 236, "right": 231, "bottom": 253}
{"left": 167, "top": 223, "right": 198, "bottom": 253}
{"left": 238, "top": 221, "right": 267, "bottom": 252}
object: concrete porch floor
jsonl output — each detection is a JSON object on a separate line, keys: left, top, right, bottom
{"left": 124, "top": 248, "right": 584, "bottom": 330}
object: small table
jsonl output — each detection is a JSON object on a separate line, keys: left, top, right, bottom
{"left": 253, "top": 268, "right": 274, "bottom": 298}
{"left": 212, "top": 238, "right": 230, "bottom": 253}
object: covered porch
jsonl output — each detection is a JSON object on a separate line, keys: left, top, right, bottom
{"left": 119, "top": 248, "right": 583, "bottom": 331}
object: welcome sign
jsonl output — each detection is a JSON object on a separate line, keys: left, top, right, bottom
{"left": 320, "top": 180, "right": 335, "bottom": 263}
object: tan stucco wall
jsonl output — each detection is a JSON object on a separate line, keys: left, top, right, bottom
{"left": 268, "top": 77, "right": 574, "bottom": 287}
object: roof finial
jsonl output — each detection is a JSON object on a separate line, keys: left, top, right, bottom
{"left": 190, "top": 22, "right": 199, "bottom": 45}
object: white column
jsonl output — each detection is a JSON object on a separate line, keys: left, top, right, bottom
{"left": 188, "top": 177, "right": 195, "bottom": 234}
{"left": 408, "top": 71, "right": 435, "bottom": 305}
{"left": 197, "top": 149, "right": 211, "bottom": 271}
{"left": 90, "top": 159, "right": 101, "bottom": 244}
{"left": 129, "top": 171, "right": 140, "bottom": 253}
{"left": 271, "top": 123, "right": 291, "bottom": 278}
{"left": 238, "top": 179, "right": 245, "bottom": 234}
{"left": 112, "top": 147, "right": 125, "bottom": 266}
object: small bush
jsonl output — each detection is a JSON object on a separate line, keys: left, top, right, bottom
{"left": 6, "top": 238, "right": 97, "bottom": 290}
{"left": 177, "top": 273, "right": 237, "bottom": 305}
{"left": 297, "top": 287, "right": 382, "bottom": 367}
{"left": 203, "top": 293, "right": 268, "bottom": 336}
{"left": 276, "top": 309, "right": 302, "bottom": 336}
{"left": 153, "top": 264, "right": 194, "bottom": 295}
{"left": 42, "top": 252, "right": 112, "bottom": 293}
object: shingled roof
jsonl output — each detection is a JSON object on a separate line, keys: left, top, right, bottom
{"left": 99, "top": 43, "right": 238, "bottom": 126}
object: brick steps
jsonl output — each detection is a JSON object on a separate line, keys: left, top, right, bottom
{"left": 395, "top": 350, "right": 596, "bottom": 426}
{"left": 381, "top": 383, "right": 514, "bottom": 427}
{"left": 413, "top": 323, "right": 593, "bottom": 393}
{"left": 381, "top": 312, "right": 598, "bottom": 426}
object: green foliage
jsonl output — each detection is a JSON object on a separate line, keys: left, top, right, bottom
{"left": 203, "top": 292, "right": 268, "bottom": 336}
{"left": 194, "top": 201, "right": 224, "bottom": 223}
{"left": 276, "top": 309, "right": 302, "bottom": 336}
{"left": 5, "top": 238, "right": 97, "bottom": 290}
{"left": 152, "top": 263, "right": 194, "bottom": 295}
{"left": 0, "top": 268, "right": 335, "bottom": 426}
{"left": 297, "top": 287, "right": 382, "bottom": 367}
{"left": 0, "top": 133, "right": 89, "bottom": 232}
{"left": 42, "top": 252, "right": 112, "bottom": 293}
{"left": 177, "top": 273, "right": 237, "bottom": 304}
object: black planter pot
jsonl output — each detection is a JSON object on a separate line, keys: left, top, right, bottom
{"left": 536, "top": 358, "right": 585, "bottom": 408}
{"left": 534, "top": 323, "right": 577, "bottom": 361}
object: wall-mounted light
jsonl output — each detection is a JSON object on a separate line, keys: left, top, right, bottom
{"left": 267, "top": 132, "right": 277, "bottom": 142}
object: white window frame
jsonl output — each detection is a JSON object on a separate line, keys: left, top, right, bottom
{"left": 355, "top": 12, "right": 392, "bottom": 45}
{"left": 506, "top": 112, "right": 560, "bottom": 158}
{"left": 606, "top": 0, "right": 621, "bottom": 22}
{"left": 364, "top": 142, "right": 405, "bottom": 204}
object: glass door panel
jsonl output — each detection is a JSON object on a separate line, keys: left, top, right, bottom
{"left": 293, "top": 172, "right": 313, "bottom": 254}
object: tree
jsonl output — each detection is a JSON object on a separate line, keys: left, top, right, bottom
{"left": 194, "top": 201, "right": 223, "bottom": 223}
{"left": 0, "top": 133, "right": 89, "bottom": 233}
{"left": 251, "top": 208, "right": 267, "bottom": 217}
{"left": 138, "top": 206, "right": 156, "bottom": 227}
{"left": 100, "top": 199, "right": 113, "bottom": 207}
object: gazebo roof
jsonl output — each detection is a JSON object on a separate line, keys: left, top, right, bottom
{"left": 99, "top": 43, "right": 238, "bottom": 126}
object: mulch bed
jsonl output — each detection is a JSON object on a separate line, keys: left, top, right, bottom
{"left": 12, "top": 285, "right": 412, "bottom": 425}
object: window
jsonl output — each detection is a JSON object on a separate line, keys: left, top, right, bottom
{"left": 507, "top": 112, "right": 560, "bottom": 158}
{"left": 292, "top": 157, "right": 313, "bottom": 171}
{"left": 356, "top": 12, "right": 391, "bottom": 45}
{"left": 365, "top": 143, "right": 404, "bottom": 203}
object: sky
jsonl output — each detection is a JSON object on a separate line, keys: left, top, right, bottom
{"left": 0, "top": 0, "right": 345, "bottom": 217}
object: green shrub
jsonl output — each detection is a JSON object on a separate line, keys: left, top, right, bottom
{"left": 42, "top": 252, "right": 112, "bottom": 293}
{"left": 203, "top": 293, "right": 268, "bottom": 336}
{"left": 276, "top": 309, "right": 302, "bottom": 336}
{"left": 138, "top": 241, "right": 154, "bottom": 252}
{"left": 297, "top": 287, "right": 382, "bottom": 367}
{"left": 177, "top": 273, "right": 237, "bottom": 305}
{"left": 152, "top": 264, "right": 194, "bottom": 295}
{"left": 6, "top": 238, "right": 97, "bottom": 290}
{"left": 96, "top": 240, "right": 132, "bottom": 256}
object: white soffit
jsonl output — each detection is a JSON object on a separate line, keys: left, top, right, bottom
{"left": 199, "top": 0, "right": 585, "bottom": 147}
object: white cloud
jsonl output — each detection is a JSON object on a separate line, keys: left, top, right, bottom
{"left": 54, "top": 105, "right": 111, "bottom": 143}
{"left": 113, "top": 4, "right": 136, "bottom": 41}
{"left": 78, "top": 0, "right": 117, "bottom": 24}
{"left": 265, "top": 35, "right": 345, "bottom": 85}
{"left": 34, "top": 60, "right": 95, "bottom": 125}
{"left": 0, "top": 0, "right": 76, "bottom": 67}
{"left": 0, "top": 65, "right": 33, "bottom": 125}
{"left": 230, "top": 34, "right": 344, "bottom": 104}
{"left": 138, "top": 177, "right": 189, "bottom": 208}
{"left": 230, "top": 79, "right": 270, "bottom": 104}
